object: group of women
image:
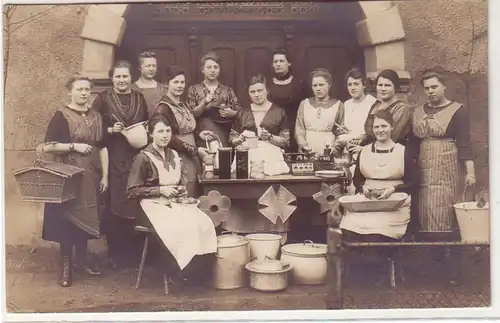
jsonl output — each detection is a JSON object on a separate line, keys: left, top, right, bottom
{"left": 40, "top": 47, "right": 476, "bottom": 289}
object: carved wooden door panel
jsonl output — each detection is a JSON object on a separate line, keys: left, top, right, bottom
{"left": 199, "top": 30, "right": 285, "bottom": 105}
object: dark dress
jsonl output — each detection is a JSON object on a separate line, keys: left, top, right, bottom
{"left": 42, "top": 107, "right": 106, "bottom": 244}
{"left": 91, "top": 88, "right": 148, "bottom": 221}
{"left": 268, "top": 74, "right": 307, "bottom": 152}
{"left": 151, "top": 95, "right": 203, "bottom": 197}
{"left": 229, "top": 103, "right": 290, "bottom": 148}
{"left": 363, "top": 100, "right": 412, "bottom": 146}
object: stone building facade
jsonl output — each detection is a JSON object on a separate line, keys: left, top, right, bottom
{"left": 4, "top": 1, "right": 488, "bottom": 246}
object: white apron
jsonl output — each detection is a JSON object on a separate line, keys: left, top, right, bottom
{"left": 340, "top": 143, "right": 411, "bottom": 239}
{"left": 302, "top": 99, "right": 340, "bottom": 155}
{"left": 139, "top": 150, "right": 217, "bottom": 270}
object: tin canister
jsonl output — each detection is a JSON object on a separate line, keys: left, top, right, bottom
{"left": 235, "top": 147, "right": 250, "bottom": 179}
{"left": 218, "top": 147, "right": 233, "bottom": 179}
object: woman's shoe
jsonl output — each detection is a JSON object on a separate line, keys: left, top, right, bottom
{"left": 59, "top": 256, "right": 72, "bottom": 287}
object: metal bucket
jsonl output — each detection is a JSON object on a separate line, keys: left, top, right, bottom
{"left": 213, "top": 232, "right": 250, "bottom": 290}
{"left": 454, "top": 202, "right": 490, "bottom": 243}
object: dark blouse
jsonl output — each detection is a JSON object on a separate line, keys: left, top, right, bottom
{"left": 411, "top": 102, "right": 473, "bottom": 160}
{"left": 267, "top": 75, "right": 307, "bottom": 121}
{"left": 92, "top": 89, "right": 148, "bottom": 130}
{"left": 127, "top": 144, "right": 189, "bottom": 199}
{"left": 151, "top": 96, "right": 199, "bottom": 157}
{"left": 186, "top": 83, "right": 242, "bottom": 124}
{"left": 45, "top": 109, "right": 106, "bottom": 148}
{"left": 353, "top": 143, "right": 417, "bottom": 195}
{"left": 363, "top": 100, "right": 412, "bottom": 145}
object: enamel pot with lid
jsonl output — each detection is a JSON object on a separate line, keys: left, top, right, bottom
{"left": 245, "top": 256, "right": 292, "bottom": 292}
{"left": 280, "top": 240, "right": 327, "bottom": 285}
{"left": 213, "top": 231, "right": 250, "bottom": 290}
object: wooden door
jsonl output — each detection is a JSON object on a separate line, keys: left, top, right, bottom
{"left": 199, "top": 30, "right": 285, "bottom": 105}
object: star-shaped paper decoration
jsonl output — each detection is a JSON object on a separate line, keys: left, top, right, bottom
{"left": 313, "top": 182, "right": 342, "bottom": 217}
{"left": 198, "top": 190, "right": 231, "bottom": 226}
{"left": 258, "top": 185, "right": 297, "bottom": 224}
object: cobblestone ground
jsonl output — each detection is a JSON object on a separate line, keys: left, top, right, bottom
{"left": 5, "top": 245, "right": 490, "bottom": 312}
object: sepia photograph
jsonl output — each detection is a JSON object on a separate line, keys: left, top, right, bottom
{"left": 3, "top": 0, "right": 491, "bottom": 317}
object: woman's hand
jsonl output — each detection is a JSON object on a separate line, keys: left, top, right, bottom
{"left": 231, "top": 135, "right": 245, "bottom": 147}
{"left": 219, "top": 107, "right": 236, "bottom": 118}
{"left": 465, "top": 173, "right": 476, "bottom": 187}
{"left": 197, "top": 147, "right": 210, "bottom": 159}
{"left": 111, "top": 122, "right": 125, "bottom": 133}
{"left": 362, "top": 185, "right": 371, "bottom": 199}
{"left": 260, "top": 128, "right": 272, "bottom": 141}
{"left": 160, "top": 185, "right": 179, "bottom": 198}
{"left": 199, "top": 130, "right": 217, "bottom": 141}
{"left": 73, "top": 143, "right": 92, "bottom": 155}
{"left": 204, "top": 93, "right": 216, "bottom": 106}
{"left": 99, "top": 177, "right": 109, "bottom": 193}
{"left": 347, "top": 144, "right": 363, "bottom": 155}
{"left": 175, "top": 185, "right": 188, "bottom": 197}
{"left": 377, "top": 186, "right": 395, "bottom": 200}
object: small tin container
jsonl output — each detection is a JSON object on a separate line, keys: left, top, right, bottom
{"left": 235, "top": 147, "right": 250, "bottom": 179}
{"left": 218, "top": 147, "right": 233, "bottom": 179}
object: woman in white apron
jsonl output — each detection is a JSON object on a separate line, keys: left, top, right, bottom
{"left": 340, "top": 110, "right": 417, "bottom": 242}
{"left": 127, "top": 114, "right": 217, "bottom": 287}
{"left": 293, "top": 68, "right": 347, "bottom": 242}
{"left": 295, "top": 68, "right": 347, "bottom": 156}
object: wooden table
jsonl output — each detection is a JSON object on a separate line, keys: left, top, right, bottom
{"left": 198, "top": 174, "right": 348, "bottom": 199}
{"left": 198, "top": 173, "right": 348, "bottom": 310}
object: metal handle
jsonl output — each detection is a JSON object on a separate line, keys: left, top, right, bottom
{"left": 34, "top": 141, "right": 58, "bottom": 166}
{"left": 303, "top": 240, "right": 314, "bottom": 247}
{"left": 220, "top": 231, "right": 235, "bottom": 236}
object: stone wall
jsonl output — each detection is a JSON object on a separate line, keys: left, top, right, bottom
{"left": 4, "top": 5, "right": 88, "bottom": 245}
{"left": 398, "top": 0, "right": 489, "bottom": 190}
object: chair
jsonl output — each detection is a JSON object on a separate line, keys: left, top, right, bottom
{"left": 134, "top": 225, "right": 169, "bottom": 294}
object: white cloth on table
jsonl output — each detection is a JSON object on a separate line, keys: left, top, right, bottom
{"left": 231, "top": 139, "right": 290, "bottom": 176}
{"left": 140, "top": 150, "right": 216, "bottom": 270}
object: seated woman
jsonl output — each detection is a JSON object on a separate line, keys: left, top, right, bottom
{"left": 127, "top": 114, "right": 217, "bottom": 288}
{"left": 230, "top": 74, "right": 290, "bottom": 150}
{"left": 340, "top": 110, "right": 417, "bottom": 242}
{"left": 151, "top": 65, "right": 214, "bottom": 197}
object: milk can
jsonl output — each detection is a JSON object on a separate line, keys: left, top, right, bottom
{"left": 214, "top": 232, "right": 250, "bottom": 290}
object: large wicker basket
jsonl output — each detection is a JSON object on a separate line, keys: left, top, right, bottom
{"left": 12, "top": 145, "right": 84, "bottom": 203}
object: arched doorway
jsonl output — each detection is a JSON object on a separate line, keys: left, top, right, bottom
{"left": 80, "top": 2, "right": 409, "bottom": 98}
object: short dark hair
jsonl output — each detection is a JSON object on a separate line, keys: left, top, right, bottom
{"left": 248, "top": 74, "right": 267, "bottom": 89}
{"left": 148, "top": 114, "right": 170, "bottom": 134}
{"left": 66, "top": 73, "right": 92, "bottom": 91}
{"left": 272, "top": 48, "right": 290, "bottom": 62}
{"left": 373, "top": 110, "right": 394, "bottom": 127}
{"left": 200, "top": 51, "right": 221, "bottom": 67}
{"left": 376, "top": 69, "right": 400, "bottom": 90}
{"left": 164, "top": 65, "right": 186, "bottom": 84}
{"left": 344, "top": 67, "right": 366, "bottom": 85}
{"left": 109, "top": 60, "right": 132, "bottom": 79}
{"left": 420, "top": 67, "right": 447, "bottom": 86}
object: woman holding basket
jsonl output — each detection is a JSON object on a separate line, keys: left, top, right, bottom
{"left": 42, "top": 74, "right": 108, "bottom": 287}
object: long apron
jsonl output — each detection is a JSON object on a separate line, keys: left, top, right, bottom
{"left": 412, "top": 102, "right": 465, "bottom": 233}
{"left": 139, "top": 150, "right": 217, "bottom": 270}
{"left": 302, "top": 99, "right": 340, "bottom": 155}
{"left": 59, "top": 107, "right": 104, "bottom": 238}
{"left": 175, "top": 133, "right": 202, "bottom": 197}
{"left": 340, "top": 143, "right": 411, "bottom": 239}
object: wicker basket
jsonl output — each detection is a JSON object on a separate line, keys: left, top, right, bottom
{"left": 12, "top": 144, "right": 84, "bottom": 203}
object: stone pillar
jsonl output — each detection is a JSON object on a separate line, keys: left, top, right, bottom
{"left": 80, "top": 4, "right": 128, "bottom": 81}
{"left": 356, "top": 3, "right": 410, "bottom": 98}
